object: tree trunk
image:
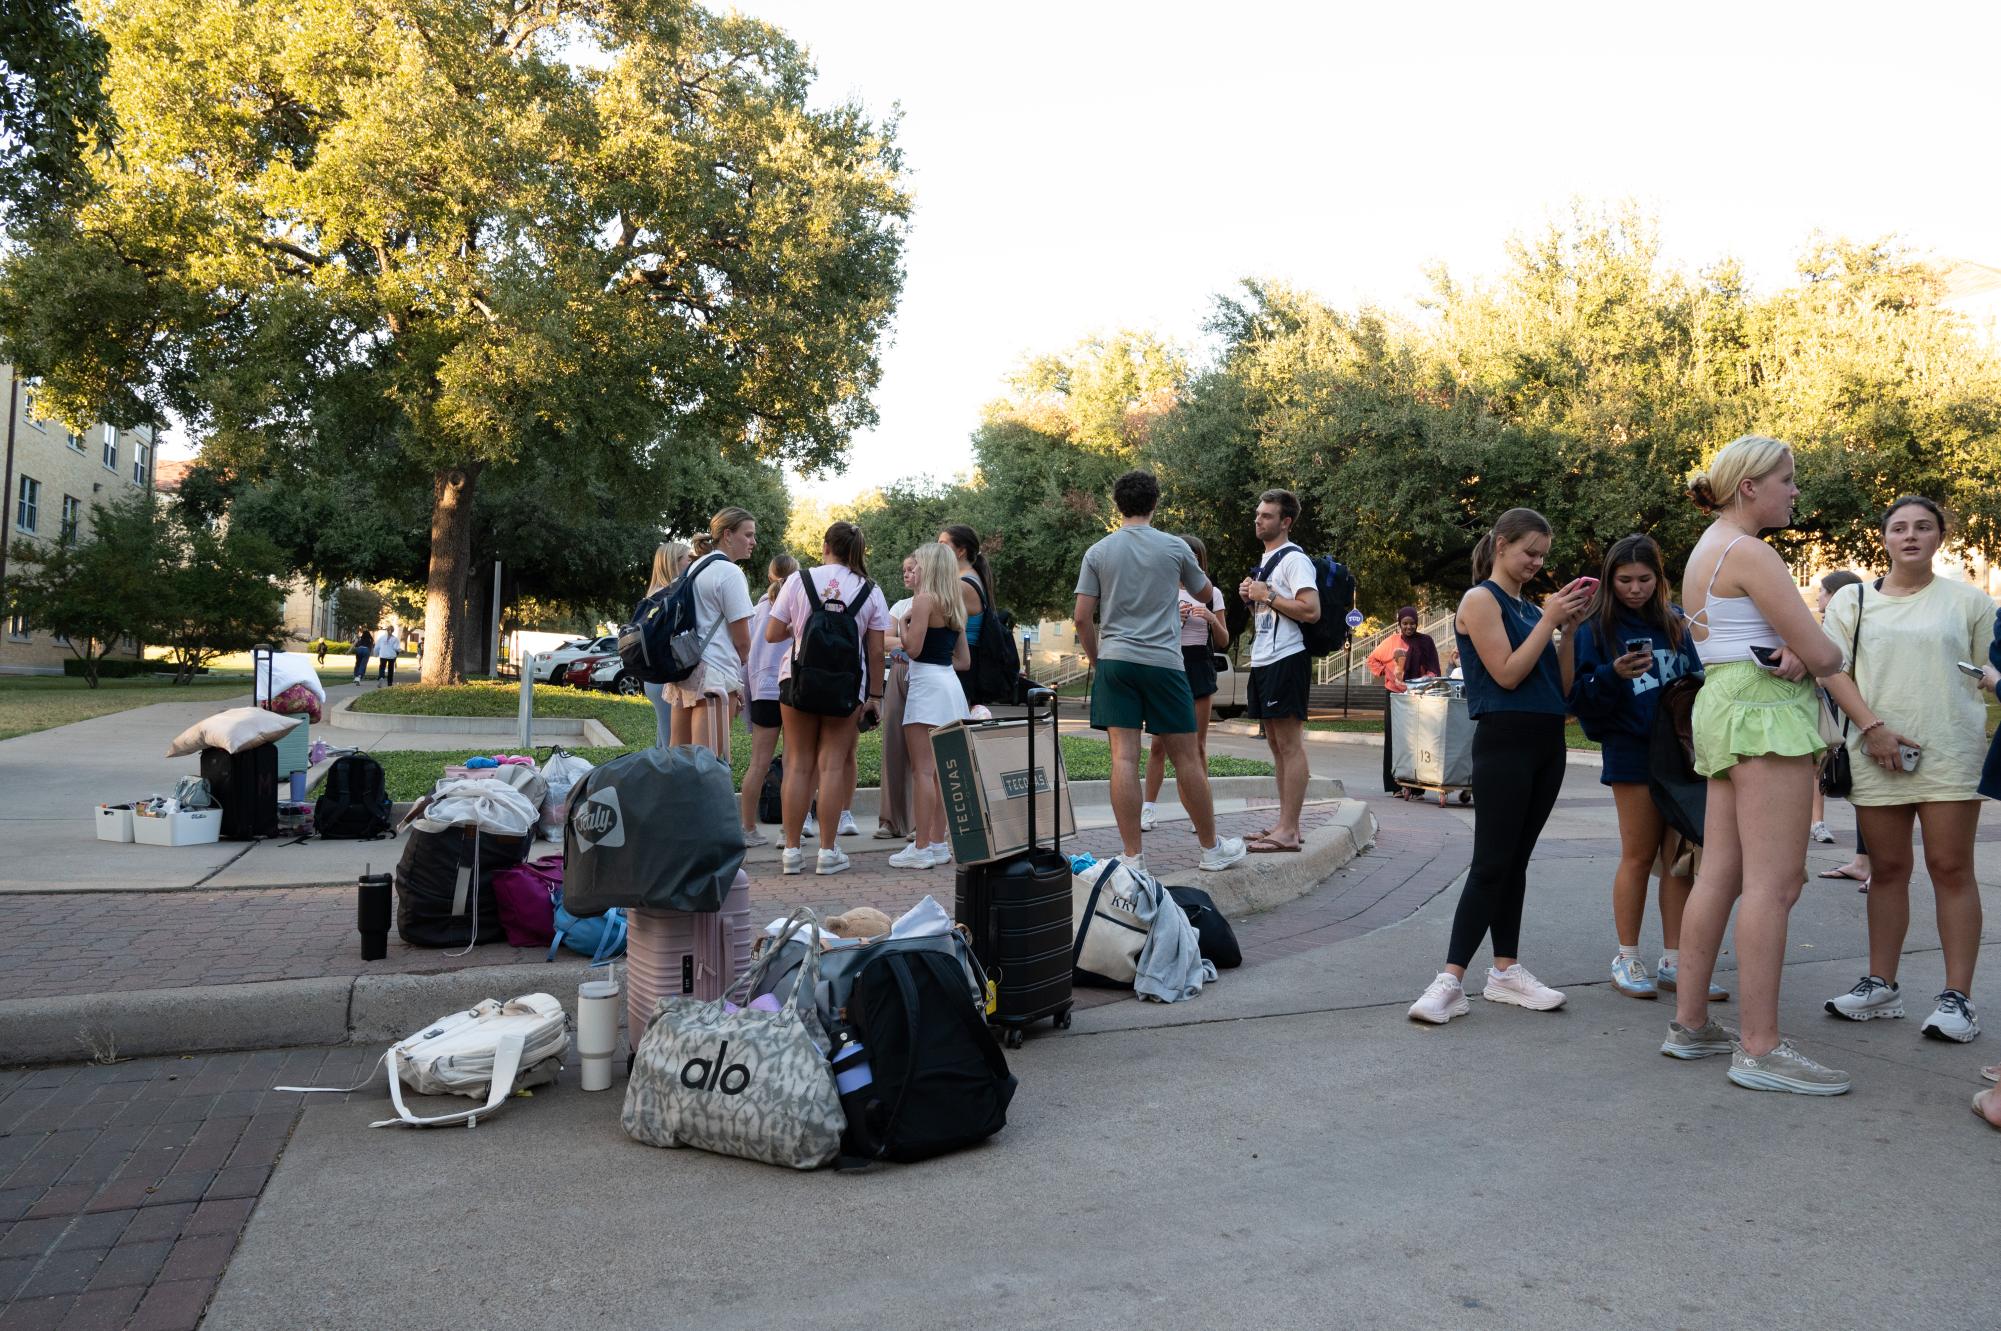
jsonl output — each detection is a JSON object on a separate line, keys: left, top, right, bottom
{"left": 420, "top": 463, "right": 483, "bottom": 687}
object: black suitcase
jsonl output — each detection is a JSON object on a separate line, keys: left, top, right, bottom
{"left": 953, "top": 688, "right": 1073, "bottom": 1048}
{"left": 201, "top": 743, "right": 278, "bottom": 841}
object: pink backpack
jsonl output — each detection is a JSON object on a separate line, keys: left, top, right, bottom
{"left": 493, "top": 856, "right": 564, "bottom": 949}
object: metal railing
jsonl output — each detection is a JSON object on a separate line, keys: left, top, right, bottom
{"left": 1315, "top": 613, "right": 1454, "bottom": 686}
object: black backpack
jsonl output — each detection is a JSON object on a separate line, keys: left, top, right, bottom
{"left": 757, "top": 755, "right": 783, "bottom": 826}
{"left": 315, "top": 754, "right": 393, "bottom": 840}
{"left": 779, "top": 571, "right": 873, "bottom": 717}
{"left": 830, "top": 949, "right": 1017, "bottom": 1165}
{"left": 960, "top": 576, "right": 1024, "bottom": 706}
{"left": 618, "top": 552, "right": 728, "bottom": 685}
{"left": 1258, "top": 544, "right": 1358, "bottom": 657}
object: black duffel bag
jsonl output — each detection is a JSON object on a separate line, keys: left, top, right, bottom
{"left": 394, "top": 823, "right": 529, "bottom": 949}
{"left": 1169, "top": 885, "right": 1242, "bottom": 970}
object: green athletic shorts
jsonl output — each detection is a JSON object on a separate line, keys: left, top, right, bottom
{"left": 1090, "top": 659, "right": 1198, "bottom": 735}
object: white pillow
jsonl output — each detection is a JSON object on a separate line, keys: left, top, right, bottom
{"left": 263, "top": 652, "right": 326, "bottom": 706}
{"left": 166, "top": 707, "right": 302, "bottom": 757}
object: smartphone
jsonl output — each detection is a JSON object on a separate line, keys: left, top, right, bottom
{"left": 1749, "top": 645, "right": 1783, "bottom": 671}
{"left": 1571, "top": 577, "right": 1600, "bottom": 597}
{"left": 857, "top": 708, "right": 880, "bottom": 735}
{"left": 1897, "top": 742, "right": 1922, "bottom": 772}
{"left": 1956, "top": 660, "right": 1984, "bottom": 678}
{"left": 1623, "top": 638, "right": 1651, "bottom": 657}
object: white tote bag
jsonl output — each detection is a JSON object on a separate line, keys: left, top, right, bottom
{"left": 1071, "top": 861, "right": 1150, "bottom": 986}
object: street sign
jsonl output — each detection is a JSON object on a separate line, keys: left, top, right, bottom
{"left": 1345, "top": 608, "right": 1365, "bottom": 629}
{"left": 1019, "top": 624, "right": 1040, "bottom": 643}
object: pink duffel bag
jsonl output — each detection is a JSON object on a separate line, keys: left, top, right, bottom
{"left": 493, "top": 856, "right": 564, "bottom": 949}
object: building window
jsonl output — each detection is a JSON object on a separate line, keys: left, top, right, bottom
{"left": 7, "top": 614, "right": 28, "bottom": 642}
{"left": 132, "top": 438, "right": 150, "bottom": 486}
{"left": 102, "top": 426, "right": 117, "bottom": 472}
{"left": 60, "top": 494, "right": 81, "bottom": 544}
{"left": 66, "top": 430, "right": 84, "bottom": 453}
{"left": 15, "top": 475, "right": 38, "bottom": 533}
{"left": 54, "top": 631, "right": 70, "bottom": 647}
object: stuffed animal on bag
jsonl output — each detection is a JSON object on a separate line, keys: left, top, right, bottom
{"left": 825, "top": 907, "right": 893, "bottom": 941}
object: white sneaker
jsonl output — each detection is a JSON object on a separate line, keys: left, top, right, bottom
{"left": 740, "top": 827, "right": 769, "bottom": 848}
{"left": 1140, "top": 803, "right": 1157, "bottom": 832}
{"left": 1119, "top": 853, "right": 1147, "bottom": 879}
{"left": 1808, "top": 820, "right": 1835, "bottom": 844}
{"left": 1921, "top": 990, "right": 1979, "bottom": 1042}
{"left": 888, "top": 842, "right": 935, "bottom": 870}
{"left": 781, "top": 847, "right": 804, "bottom": 876}
{"left": 815, "top": 847, "right": 851, "bottom": 876}
{"left": 1825, "top": 975, "right": 1903, "bottom": 1022}
{"left": 1198, "top": 836, "right": 1247, "bottom": 872}
{"left": 1482, "top": 964, "right": 1567, "bottom": 1011}
{"left": 927, "top": 842, "right": 953, "bottom": 864}
{"left": 838, "top": 811, "right": 860, "bottom": 837}
{"left": 802, "top": 812, "right": 819, "bottom": 838}
{"left": 1408, "top": 972, "right": 1470, "bottom": 1024}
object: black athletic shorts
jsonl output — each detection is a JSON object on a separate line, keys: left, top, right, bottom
{"left": 1247, "top": 651, "right": 1310, "bottom": 721}
{"left": 1182, "top": 644, "right": 1219, "bottom": 700}
{"left": 747, "top": 699, "right": 781, "bottom": 730}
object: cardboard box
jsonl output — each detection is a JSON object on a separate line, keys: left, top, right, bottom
{"left": 95, "top": 805, "right": 135, "bottom": 843}
{"left": 930, "top": 714, "right": 1074, "bottom": 866}
{"left": 132, "top": 808, "right": 222, "bottom": 847}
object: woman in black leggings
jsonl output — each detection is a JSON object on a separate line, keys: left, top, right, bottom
{"left": 1408, "top": 509, "right": 1593, "bottom": 1024}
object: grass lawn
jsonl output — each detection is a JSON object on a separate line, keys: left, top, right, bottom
{"left": 0, "top": 675, "right": 252, "bottom": 741}
{"left": 348, "top": 682, "right": 1273, "bottom": 801}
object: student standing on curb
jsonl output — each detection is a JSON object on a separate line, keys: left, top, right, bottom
{"left": 1141, "top": 534, "right": 1227, "bottom": 832}
{"left": 737, "top": 553, "right": 797, "bottom": 846}
{"left": 1238, "top": 489, "right": 1320, "bottom": 852}
{"left": 766, "top": 521, "right": 887, "bottom": 878}
{"left": 1408, "top": 507, "right": 1590, "bottom": 1025}
{"left": 662, "top": 508, "right": 758, "bottom": 761}
{"left": 1567, "top": 533, "right": 1717, "bottom": 1002}
{"left": 374, "top": 623, "right": 401, "bottom": 686}
{"left": 1660, "top": 435, "right": 1848, "bottom": 1095}
{"left": 876, "top": 553, "right": 921, "bottom": 843}
{"left": 1816, "top": 497, "right": 1991, "bottom": 1043}
{"left": 1074, "top": 470, "right": 1246, "bottom": 877}
{"left": 888, "top": 543, "right": 972, "bottom": 870}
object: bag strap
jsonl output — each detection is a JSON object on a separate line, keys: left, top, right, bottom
{"left": 1839, "top": 582, "right": 1865, "bottom": 739}
{"left": 843, "top": 580, "right": 875, "bottom": 623}
{"left": 1257, "top": 543, "right": 1302, "bottom": 582}
{"left": 588, "top": 908, "right": 627, "bottom": 967}
{"left": 1072, "top": 862, "right": 1121, "bottom": 967}
{"left": 373, "top": 1032, "right": 526, "bottom": 1129}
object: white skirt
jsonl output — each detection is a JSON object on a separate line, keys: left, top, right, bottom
{"left": 901, "top": 661, "right": 969, "bottom": 730}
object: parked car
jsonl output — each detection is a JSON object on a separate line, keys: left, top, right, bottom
{"left": 1209, "top": 654, "right": 1249, "bottom": 720}
{"left": 588, "top": 656, "right": 645, "bottom": 695}
{"left": 558, "top": 654, "right": 612, "bottom": 689}
{"left": 532, "top": 635, "right": 618, "bottom": 683}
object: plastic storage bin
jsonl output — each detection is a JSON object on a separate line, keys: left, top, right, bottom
{"left": 95, "top": 805, "right": 135, "bottom": 843}
{"left": 132, "top": 808, "right": 222, "bottom": 846}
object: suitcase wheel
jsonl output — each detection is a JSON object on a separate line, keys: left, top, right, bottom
{"left": 1003, "top": 1027, "right": 1024, "bottom": 1050}
{"left": 1054, "top": 1010, "right": 1072, "bottom": 1030}
{"left": 1458, "top": 790, "right": 1473, "bottom": 805}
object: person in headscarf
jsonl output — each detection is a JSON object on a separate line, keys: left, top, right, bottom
{"left": 1369, "top": 606, "right": 1443, "bottom": 795}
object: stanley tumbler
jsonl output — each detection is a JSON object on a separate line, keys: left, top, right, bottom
{"left": 357, "top": 869, "right": 393, "bottom": 961}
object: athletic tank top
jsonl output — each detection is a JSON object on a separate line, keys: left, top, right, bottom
{"left": 914, "top": 624, "right": 958, "bottom": 666}
{"left": 1457, "top": 580, "right": 1567, "bottom": 719}
{"left": 1688, "top": 534, "right": 1779, "bottom": 666}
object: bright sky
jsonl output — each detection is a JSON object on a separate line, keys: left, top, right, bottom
{"left": 738, "top": 0, "right": 2001, "bottom": 504}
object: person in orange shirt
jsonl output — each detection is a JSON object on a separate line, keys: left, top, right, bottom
{"left": 1370, "top": 606, "right": 1441, "bottom": 796}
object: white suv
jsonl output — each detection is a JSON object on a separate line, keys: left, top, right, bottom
{"left": 531, "top": 635, "right": 619, "bottom": 683}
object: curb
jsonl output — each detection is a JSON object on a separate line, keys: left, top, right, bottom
{"left": 0, "top": 798, "right": 1374, "bottom": 1066}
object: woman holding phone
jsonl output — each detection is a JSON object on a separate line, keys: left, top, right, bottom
{"left": 1815, "top": 497, "right": 1991, "bottom": 1043}
{"left": 1660, "top": 435, "right": 1849, "bottom": 1095}
{"left": 1408, "top": 508, "right": 1592, "bottom": 1024}
{"left": 1568, "top": 534, "right": 1714, "bottom": 1001}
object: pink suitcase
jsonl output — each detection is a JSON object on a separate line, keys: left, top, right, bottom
{"left": 625, "top": 869, "right": 753, "bottom": 1040}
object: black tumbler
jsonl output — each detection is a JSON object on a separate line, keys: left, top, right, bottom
{"left": 357, "top": 871, "right": 393, "bottom": 961}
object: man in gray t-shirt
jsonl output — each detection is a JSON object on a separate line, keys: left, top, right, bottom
{"left": 1073, "top": 470, "right": 1246, "bottom": 875}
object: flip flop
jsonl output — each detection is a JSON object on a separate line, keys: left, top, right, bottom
{"left": 1981, "top": 1065, "right": 1999, "bottom": 1085}
{"left": 1247, "top": 836, "right": 1302, "bottom": 853}
{"left": 1975, "top": 1088, "right": 2001, "bottom": 1131}
{"left": 1817, "top": 866, "right": 1869, "bottom": 882}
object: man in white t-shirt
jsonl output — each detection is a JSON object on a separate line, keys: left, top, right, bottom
{"left": 1238, "top": 488, "right": 1320, "bottom": 852}
{"left": 374, "top": 625, "right": 401, "bottom": 686}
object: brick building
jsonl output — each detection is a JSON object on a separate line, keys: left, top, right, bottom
{"left": 0, "top": 363, "right": 158, "bottom": 674}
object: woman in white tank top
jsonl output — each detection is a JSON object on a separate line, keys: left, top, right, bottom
{"left": 1660, "top": 436, "right": 1850, "bottom": 1096}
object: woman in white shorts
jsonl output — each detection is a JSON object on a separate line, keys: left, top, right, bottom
{"left": 889, "top": 543, "right": 972, "bottom": 869}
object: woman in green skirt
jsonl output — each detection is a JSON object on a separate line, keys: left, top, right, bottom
{"left": 1658, "top": 435, "right": 1850, "bottom": 1095}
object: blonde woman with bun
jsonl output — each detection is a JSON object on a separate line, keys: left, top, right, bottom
{"left": 888, "top": 543, "right": 973, "bottom": 868}
{"left": 1660, "top": 435, "right": 1849, "bottom": 1095}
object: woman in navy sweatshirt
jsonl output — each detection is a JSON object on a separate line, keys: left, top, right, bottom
{"left": 1569, "top": 534, "right": 1715, "bottom": 1003}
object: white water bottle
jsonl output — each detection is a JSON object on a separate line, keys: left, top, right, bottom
{"left": 577, "top": 976, "right": 621, "bottom": 1092}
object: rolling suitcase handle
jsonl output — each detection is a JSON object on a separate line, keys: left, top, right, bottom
{"left": 1024, "top": 686, "right": 1058, "bottom": 856}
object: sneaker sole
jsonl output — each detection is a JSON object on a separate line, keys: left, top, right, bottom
{"left": 1482, "top": 987, "right": 1565, "bottom": 1011}
{"left": 815, "top": 862, "right": 851, "bottom": 876}
{"left": 1660, "top": 1040, "right": 1733, "bottom": 1059}
{"left": 1612, "top": 981, "right": 1658, "bottom": 1000}
{"left": 888, "top": 859, "right": 935, "bottom": 871}
{"left": 1921, "top": 1020, "right": 1979, "bottom": 1043}
{"left": 1408, "top": 997, "right": 1471, "bottom": 1024}
{"left": 1825, "top": 1002, "right": 1903, "bottom": 1021}
{"left": 1726, "top": 1066, "right": 1851, "bottom": 1095}
{"left": 1198, "top": 850, "right": 1248, "bottom": 872}
{"left": 781, "top": 860, "right": 803, "bottom": 876}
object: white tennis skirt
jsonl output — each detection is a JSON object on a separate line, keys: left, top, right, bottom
{"left": 902, "top": 661, "right": 969, "bottom": 730}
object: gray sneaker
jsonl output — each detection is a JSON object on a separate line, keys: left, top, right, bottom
{"left": 1660, "top": 1019, "right": 1736, "bottom": 1059}
{"left": 1727, "top": 1040, "right": 1851, "bottom": 1095}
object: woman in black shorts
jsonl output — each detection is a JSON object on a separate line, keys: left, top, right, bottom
{"left": 1142, "top": 535, "right": 1229, "bottom": 831}
{"left": 737, "top": 554, "right": 798, "bottom": 846}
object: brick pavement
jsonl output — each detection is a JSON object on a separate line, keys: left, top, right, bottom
{"left": 0, "top": 805, "right": 1349, "bottom": 1003}
{"left": 0, "top": 796, "right": 1459, "bottom": 1330}
{"left": 0, "top": 1046, "right": 375, "bottom": 1331}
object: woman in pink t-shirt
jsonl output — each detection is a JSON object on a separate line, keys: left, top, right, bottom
{"left": 763, "top": 522, "right": 889, "bottom": 877}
